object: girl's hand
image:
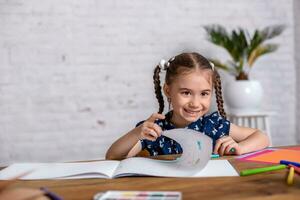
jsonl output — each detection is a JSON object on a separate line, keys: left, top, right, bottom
{"left": 138, "top": 113, "right": 165, "bottom": 141}
{"left": 214, "top": 136, "right": 242, "bottom": 156}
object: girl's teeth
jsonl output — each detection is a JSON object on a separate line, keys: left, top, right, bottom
{"left": 186, "top": 110, "right": 198, "bottom": 114}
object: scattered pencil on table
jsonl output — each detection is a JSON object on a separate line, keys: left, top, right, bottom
{"left": 240, "top": 165, "right": 286, "bottom": 176}
{"left": 40, "top": 187, "right": 63, "bottom": 200}
{"left": 280, "top": 160, "right": 300, "bottom": 168}
{"left": 286, "top": 167, "right": 295, "bottom": 185}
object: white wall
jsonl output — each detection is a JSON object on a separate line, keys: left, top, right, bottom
{"left": 295, "top": 0, "right": 300, "bottom": 142}
{"left": 0, "top": 0, "right": 297, "bottom": 165}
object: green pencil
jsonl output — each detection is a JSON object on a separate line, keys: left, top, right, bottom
{"left": 240, "top": 164, "right": 287, "bottom": 176}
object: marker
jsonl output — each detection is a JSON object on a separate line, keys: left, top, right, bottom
{"left": 286, "top": 167, "right": 295, "bottom": 185}
{"left": 40, "top": 187, "right": 63, "bottom": 200}
{"left": 240, "top": 164, "right": 286, "bottom": 176}
{"left": 280, "top": 160, "right": 300, "bottom": 168}
{"left": 230, "top": 148, "right": 236, "bottom": 153}
{"left": 288, "top": 164, "right": 300, "bottom": 175}
{"left": 211, "top": 154, "right": 220, "bottom": 158}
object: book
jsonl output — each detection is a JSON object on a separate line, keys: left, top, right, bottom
{"left": 0, "top": 159, "right": 238, "bottom": 180}
{"left": 238, "top": 149, "right": 300, "bottom": 164}
{"left": 0, "top": 129, "right": 238, "bottom": 179}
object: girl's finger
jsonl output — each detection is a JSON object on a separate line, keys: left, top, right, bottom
{"left": 140, "top": 127, "right": 155, "bottom": 141}
{"left": 148, "top": 129, "right": 158, "bottom": 139}
{"left": 147, "top": 113, "right": 165, "bottom": 123}
{"left": 143, "top": 121, "right": 162, "bottom": 138}
{"left": 224, "top": 142, "right": 236, "bottom": 155}
{"left": 141, "top": 133, "right": 156, "bottom": 141}
{"left": 143, "top": 121, "right": 155, "bottom": 129}
{"left": 152, "top": 124, "right": 163, "bottom": 137}
{"left": 142, "top": 128, "right": 158, "bottom": 141}
{"left": 219, "top": 140, "right": 233, "bottom": 156}
{"left": 214, "top": 136, "right": 231, "bottom": 154}
{"left": 143, "top": 135, "right": 156, "bottom": 141}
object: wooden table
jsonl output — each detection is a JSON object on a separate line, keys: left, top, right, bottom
{"left": 2, "top": 149, "right": 300, "bottom": 200}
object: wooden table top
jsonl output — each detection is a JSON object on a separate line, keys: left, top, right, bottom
{"left": 1, "top": 149, "right": 300, "bottom": 200}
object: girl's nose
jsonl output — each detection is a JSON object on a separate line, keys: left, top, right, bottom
{"left": 189, "top": 99, "right": 200, "bottom": 108}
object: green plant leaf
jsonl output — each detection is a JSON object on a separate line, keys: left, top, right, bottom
{"left": 248, "top": 44, "right": 278, "bottom": 67}
{"left": 261, "top": 25, "right": 285, "bottom": 40}
{"left": 209, "top": 59, "right": 230, "bottom": 71}
{"left": 204, "top": 24, "right": 284, "bottom": 79}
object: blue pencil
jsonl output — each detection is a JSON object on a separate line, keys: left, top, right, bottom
{"left": 280, "top": 160, "right": 300, "bottom": 167}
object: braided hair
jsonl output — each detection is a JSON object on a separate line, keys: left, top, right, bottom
{"left": 152, "top": 52, "right": 227, "bottom": 119}
{"left": 153, "top": 65, "right": 164, "bottom": 114}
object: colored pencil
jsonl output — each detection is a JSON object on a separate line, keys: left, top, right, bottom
{"left": 240, "top": 165, "right": 286, "bottom": 176}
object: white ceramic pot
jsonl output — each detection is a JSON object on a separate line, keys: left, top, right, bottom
{"left": 224, "top": 80, "right": 263, "bottom": 113}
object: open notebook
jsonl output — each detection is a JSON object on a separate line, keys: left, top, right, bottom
{"left": 0, "top": 129, "right": 238, "bottom": 180}
{"left": 0, "top": 159, "right": 238, "bottom": 180}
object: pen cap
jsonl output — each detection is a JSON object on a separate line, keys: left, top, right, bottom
{"left": 163, "top": 129, "right": 212, "bottom": 170}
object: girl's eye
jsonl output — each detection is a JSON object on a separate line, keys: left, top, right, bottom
{"left": 201, "top": 92, "right": 209, "bottom": 96}
{"left": 182, "top": 91, "right": 191, "bottom": 96}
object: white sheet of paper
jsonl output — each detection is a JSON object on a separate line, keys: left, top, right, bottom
{"left": 194, "top": 160, "right": 239, "bottom": 177}
{"left": 0, "top": 161, "right": 119, "bottom": 180}
{"left": 162, "top": 128, "right": 212, "bottom": 169}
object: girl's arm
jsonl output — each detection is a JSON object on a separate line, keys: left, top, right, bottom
{"left": 214, "top": 123, "right": 270, "bottom": 156}
{"left": 105, "top": 113, "right": 165, "bottom": 160}
{"left": 105, "top": 127, "right": 143, "bottom": 160}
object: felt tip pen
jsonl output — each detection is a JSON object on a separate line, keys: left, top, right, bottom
{"left": 240, "top": 164, "right": 286, "bottom": 176}
{"left": 40, "top": 187, "right": 63, "bottom": 200}
{"left": 280, "top": 160, "right": 300, "bottom": 167}
{"left": 286, "top": 167, "right": 295, "bottom": 185}
{"left": 229, "top": 148, "right": 236, "bottom": 153}
{"left": 211, "top": 154, "right": 220, "bottom": 158}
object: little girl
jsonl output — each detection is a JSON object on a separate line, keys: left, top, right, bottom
{"left": 106, "top": 52, "right": 269, "bottom": 160}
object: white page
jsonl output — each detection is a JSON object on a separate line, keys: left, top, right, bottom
{"left": 194, "top": 160, "right": 239, "bottom": 177}
{"left": 113, "top": 129, "right": 213, "bottom": 178}
{"left": 0, "top": 160, "right": 120, "bottom": 180}
{"left": 113, "top": 158, "right": 238, "bottom": 178}
{"left": 113, "top": 157, "right": 196, "bottom": 178}
{"left": 162, "top": 129, "right": 212, "bottom": 169}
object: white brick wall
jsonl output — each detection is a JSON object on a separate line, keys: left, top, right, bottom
{"left": 0, "top": 0, "right": 297, "bottom": 166}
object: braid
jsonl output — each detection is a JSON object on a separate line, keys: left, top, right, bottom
{"left": 153, "top": 65, "right": 165, "bottom": 114}
{"left": 214, "top": 72, "right": 227, "bottom": 119}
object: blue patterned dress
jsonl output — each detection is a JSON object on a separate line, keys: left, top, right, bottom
{"left": 137, "top": 111, "right": 230, "bottom": 156}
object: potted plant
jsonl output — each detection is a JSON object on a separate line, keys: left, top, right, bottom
{"left": 204, "top": 24, "right": 284, "bottom": 113}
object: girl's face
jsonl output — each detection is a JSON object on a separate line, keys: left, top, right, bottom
{"left": 164, "top": 69, "right": 213, "bottom": 128}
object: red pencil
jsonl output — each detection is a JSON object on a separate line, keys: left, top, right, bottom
{"left": 288, "top": 164, "right": 300, "bottom": 175}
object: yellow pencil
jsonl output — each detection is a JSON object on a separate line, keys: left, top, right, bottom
{"left": 286, "top": 167, "right": 295, "bottom": 185}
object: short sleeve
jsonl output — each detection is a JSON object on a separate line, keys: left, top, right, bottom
{"left": 202, "top": 111, "right": 231, "bottom": 144}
